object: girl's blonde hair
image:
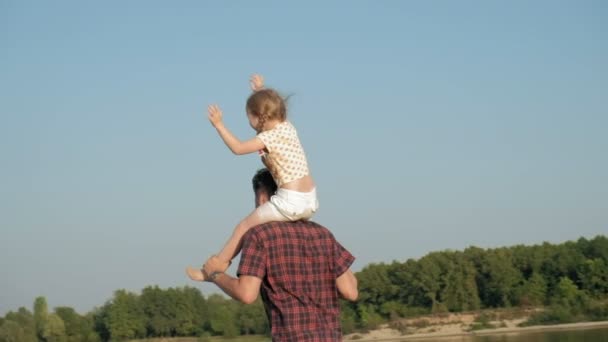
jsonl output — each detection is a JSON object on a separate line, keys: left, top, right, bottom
{"left": 246, "top": 89, "right": 287, "bottom": 132}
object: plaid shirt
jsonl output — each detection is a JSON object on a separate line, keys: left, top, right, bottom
{"left": 238, "top": 220, "right": 355, "bottom": 342}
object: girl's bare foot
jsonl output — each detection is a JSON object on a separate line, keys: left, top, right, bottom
{"left": 186, "top": 266, "right": 207, "bottom": 282}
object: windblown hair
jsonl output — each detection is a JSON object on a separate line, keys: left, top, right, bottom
{"left": 246, "top": 88, "right": 287, "bottom": 132}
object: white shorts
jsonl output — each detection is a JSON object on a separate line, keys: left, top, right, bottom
{"left": 257, "top": 187, "right": 319, "bottom": 222}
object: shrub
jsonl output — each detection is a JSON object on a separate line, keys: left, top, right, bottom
{"left": 388, "top": 321, "right": 410, "bottom": 335}
{"left": 411, "top": 319, "right": 431, "bottom": 329}
{"left": 584, "top": 301, "right": 608, "bottom": 321}
{"left": 519, "top": 305, "right": 576, "bottom": 326}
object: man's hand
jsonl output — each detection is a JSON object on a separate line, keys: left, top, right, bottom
{"left": 202, "top": 257, "right": 262, "bottom": 304}
{"left": 207, "top": 104, "right": 223, "bottom": 127}
{"left": 250, "top": 74, "right": 264, "bottom": 91}
{"left": 203, "top": 255, "right": 230, "bottom": 280}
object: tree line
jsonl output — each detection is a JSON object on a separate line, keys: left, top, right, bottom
{"left": 342, "top": 235, "right": 608, "bottom": 331}
{"left": 0, "top": 287, "right": 266, "bottom": 342}
{"left": 1, "top": 235, "right": 607, "bottom": 341}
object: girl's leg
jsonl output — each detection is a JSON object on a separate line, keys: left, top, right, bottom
{"left": 216, "top": 207, "right": 273, "bottom": 263}
{"left": 186, "top": 203, "right": 285, "bottom": 281}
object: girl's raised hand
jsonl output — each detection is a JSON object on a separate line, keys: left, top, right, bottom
{"left": 207, "top": 104, "right": 223, "bottom": 127}
{"left": 250, "top": 74, "right": 264, "bottom": 91}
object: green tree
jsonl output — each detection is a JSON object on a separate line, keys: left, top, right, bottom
{"left": 237, "top": 299, "right": 267, "bottom": 335}
{"left": 339, "top": 301, "right": 358, "bottom": 334}
{"left": 0, "top": 320, "right": 26, "bottom": 342}
{"left": 3, "top": 307, "right": 37, "bottom": 342}
{"left": 183, "top": 286, "right": 209, "bottom": 336}
{"left": 34, "top": 296, "right": 50, "bottom": 341}
{"left": 410, "top": 255, "right": 442, "bottom": 311}
{"left": 441, "top": 254, "right": 480, "bottom": 311}
{"left": 473, "top": 249, "right": 523, "bottom": 307}
{"left": 512, "top": 244, "right": 546, "bottom": 279}
{"left": 578, "top": 258, "right": 608, "bottom": 297}
{"left": 91, "top": 304, "right": 111, "bottom": 342}
{"left": 32, "top": 297, "right": 67, "bottom": 342}
{"left": 80, "top": 312, "right": 101, "bottom": 342}
{"left": 517, "top": 272, "right": 547, "bottom": 306}
{"left": 55, "top": 306, "right": 99, "bottom": 342}
{"left": 207, "top": 294, "right": 238, "bottom": 337}
{"left": 551, "top": 277, "right": 588, "bottom": 311}
{"left": 44, "top": 314, "right": 67, "bottom": 342}
{"left": 579, "top": 236, "right": 608, "bottom": 262}
{"left": 356, "top": 263, "right": 397, "bottom": 310}
{"left": 170, "top": 287, "right": 199, "bottom": 336}
{"left": 379, "top": 301, "right": 405, "bottom": 320}
{"left": 388, "top": 259, "right": 428, "bottom": 311}
{"left": 54, "top": 307, "right": 80, "bottom": 341}
{"left": 357, "top": 304, "right": 383, "bottom": 330}
{"left": 540, "top": 242, "right": 586, "bottom": 295}
{"left": 140, "top": 286, "right": 172, "bottom": 336}
{"left": 104, "top": 290, "right": 145, "bottom": 341}
{"left": 139, "top": 286, "right": 203, "bottom": 337}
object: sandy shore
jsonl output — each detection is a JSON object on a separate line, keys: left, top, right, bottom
{"left": 343, "top": 311, "right": 608, "bottom": 341}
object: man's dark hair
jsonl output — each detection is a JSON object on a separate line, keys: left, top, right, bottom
{"left": 252, "top": 168, "right": 277, "bottom": 196}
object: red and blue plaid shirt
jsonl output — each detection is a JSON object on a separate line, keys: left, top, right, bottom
{"left": 238, "top": 220, "right": 355, "bottom": 342}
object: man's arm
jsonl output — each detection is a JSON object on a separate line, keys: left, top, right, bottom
{"left": 332, "top": 238, "right": 358, "bottom": 301}
{"left": 204, "top": 255, "right": 262, "bottom": 304}
{"left": 336, "top": 269, "right": 358, "bottom": 301}
{"left": 211, "top": 273, "right": 262, "bottom": 305}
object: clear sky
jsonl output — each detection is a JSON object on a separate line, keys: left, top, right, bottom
{"left": 1, "top": 1, "right": 606, "bottom": 315}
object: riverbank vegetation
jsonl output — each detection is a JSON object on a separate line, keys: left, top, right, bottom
{"left": 1, "top": 235, "right": 606, "bottom": 341}
{"left": 344, "top": 235, "right": 608, "bottom": 333}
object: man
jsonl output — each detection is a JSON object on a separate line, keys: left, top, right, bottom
{"left": 201, "top": 168, "right": 358, "bottom": 341}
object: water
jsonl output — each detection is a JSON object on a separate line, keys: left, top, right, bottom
{"left": 437, "top": 327, "right": 608, "bottom": 342}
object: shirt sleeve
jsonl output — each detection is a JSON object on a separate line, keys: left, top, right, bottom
{"left": 333, "top": 239, "right": 355, "bottom": 278}
{"left": 256, "top": 130, "right": 275, "bottom": 153}
{"left": 237, "top": 232, "right": 267, "bottom": 279}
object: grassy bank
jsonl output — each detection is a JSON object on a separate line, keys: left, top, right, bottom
{"left": 130, "top": 336, "right": 269, "bottom": 342}
{"left": 343, "top": 304, "right": 608, "bottom": 341}
{"left": 126, "top": 303, "right": 608, "bottom": 342}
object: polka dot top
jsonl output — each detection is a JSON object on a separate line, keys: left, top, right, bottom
{"left": 256, "top": 121, "right": 310, "bottom": 187}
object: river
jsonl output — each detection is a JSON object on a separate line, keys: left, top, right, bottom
{"left": 438, "top": 326, "right": 608, "bottom": 342}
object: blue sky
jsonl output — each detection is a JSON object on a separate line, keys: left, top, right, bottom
{"left": 1, "top": 1, "right": 606, "bottom": 315}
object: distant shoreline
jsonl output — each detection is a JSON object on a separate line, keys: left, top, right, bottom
{"left": 345, "top": 319, "right": 608, "bottom": 341}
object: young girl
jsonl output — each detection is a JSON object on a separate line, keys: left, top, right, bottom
{"left": 186, "top": 74, "right": 318, "bottom": 281}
